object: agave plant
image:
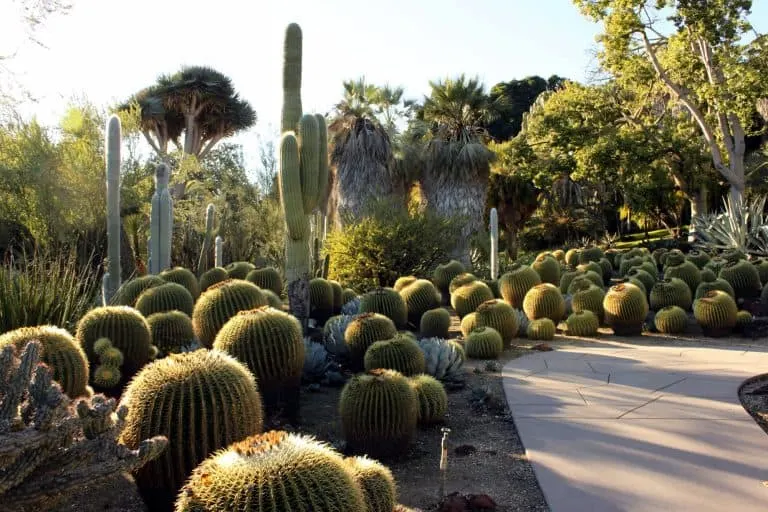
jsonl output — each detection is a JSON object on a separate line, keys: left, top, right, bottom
{"left": 303, "top": 338, "right": 331, "bottom": 383}
{"left": 417, "top": 337, "right": 465, "bottom": 382}
{"left": 322, "top": 314, "right": 355, "bottom": 357}
{"left": 692, "top": 194, "right": 768, "bottom": 257}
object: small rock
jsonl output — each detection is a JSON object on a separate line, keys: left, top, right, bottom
{"left": 454, "top": 444, "right": 477, "bottom": 456}
{"left": 531, "top": 343, "right": 553, "bottom": 352}
{"left": 438, "top": 492, "right": 469, "bottom": 512}
{"left": 468, "top": 493, "right": 497, "bottom": 510}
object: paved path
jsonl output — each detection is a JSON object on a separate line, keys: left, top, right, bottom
{"left": 503, "top": 341, "right": 768, "bottom": 511}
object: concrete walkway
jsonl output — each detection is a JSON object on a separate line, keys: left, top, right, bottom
{"left": 503, "top": 341, "right": 768, "bottom": 511}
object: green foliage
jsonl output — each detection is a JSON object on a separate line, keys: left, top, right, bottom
{"left": 326, "top": 201, "right": 459, "bottom": 292}
{"left": 0, "top": 250, "right": 99, "bottom": 334}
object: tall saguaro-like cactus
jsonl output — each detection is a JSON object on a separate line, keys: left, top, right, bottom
{"left": 490, "top": 207, "right": 499, "bottom": 280}
{"left": 148, "top": 163, "right": 173, "bottom": 274}
{"left": 215, "top": 236, "right": 223, "bottom": 267}
{"left": 102, "top": 115, "right": 122, "bottom": 305}
{"left": 197, "top": 203, "right": 215, "bottom": 276}
{"left": 279, "top": 23, "right": 330, "bottom": 328}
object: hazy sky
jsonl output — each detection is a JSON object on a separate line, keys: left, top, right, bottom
{"left": 1, "top": 0, "right": 766, "bottom": 169}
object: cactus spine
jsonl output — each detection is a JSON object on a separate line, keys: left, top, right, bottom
{"left": 490, "top": 207, "right": 499, "bottom": 280}
{"left": 148, "top": 162, "right": 173, "bottom": 274}
{"left": 197, "top": 203, "right": 215, "bottom": 276}
{"left": 103, "top": 115, "right": 122, "bottom": 305}
{"left": 279, "top": 24, "right": 330, "bottom": 329}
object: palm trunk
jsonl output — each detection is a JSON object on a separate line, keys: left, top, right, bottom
{"left": 505, "top": 226, "right": 519, "bottom": 260}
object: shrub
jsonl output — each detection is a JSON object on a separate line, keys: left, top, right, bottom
{"left": 326, "top": 201, "right": 459, "bottom": 292}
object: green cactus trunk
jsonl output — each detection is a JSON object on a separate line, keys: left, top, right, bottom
{"left": 196, "top": 203, "right": 215, "bottom": 276}
{"left": 103, "top": 115, "right": 122, "bottom": 305}
{"left": 148, "top": 163, "right": 172, "bottom": 274}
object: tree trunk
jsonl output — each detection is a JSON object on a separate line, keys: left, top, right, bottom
{"left": 505, "top": 226, "right": 519, "bottom": 261}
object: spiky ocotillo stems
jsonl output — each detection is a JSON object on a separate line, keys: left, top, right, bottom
{"left": 650, "top": 278, "right": 692, "bottom": 311}
{"left": 419, "top": 307, "right": 451, "bottom": 338}
{"left": 499, "top": 264, "right": 541, "bottom": 309}
{"left": 344, "top": 313, "right": 398, "bottom": 372}
{"left": 465, "top": 327, "right": 503, "bottom": 359}
{"left": 246, "top": 266, "right": 283, "bottom": 295}
{"left": 135, "top": 282, "right": 195, "bottom": 317}
{"left": 120, "top": 349, "right": 263, "bottom": 507}
{"left": 113, "top": 275, "right": 165, "bottom": 307}
{"left": 160, "top": 266, "right": 200, "bottom": 300}
{"left": 199, "top": 266, "right": 228, "bottom": 292}
{"left": 146, "top": 311, "right": 194, "bottom": 355}
{"left": 527, "top": 318, "right": 556, "bottom": 341}
{"left": 191, "top": 279, "right": 267, "bottom": 348}
{"left": 213, "top": 306, "right": 304, "bottom": 418}
{"left": 523, "top": 283, "right": 565, "bottom": 322}
{"left": 339, "top": 369, "right": 418, "bottom": 459}
{"left": 175, "top": 431, "right": 366, "bottom": 512}
{"left": 364, "top": 335, "right": 426, "bottom": 376}
{"left": 432, "top": 260, "right": 466, "bottom": 299}
{"left": 603, "top": 283, "right": 649, "bottom": 336}
{"left": 0, "top": 326, "right": 89, "bottom": 398}
{"left": 345, "top": 456, "right": 398, "bottom": 512}
{"left": 410, "top": 374, "right": 448, "bottom": 425}
{"left": 360, "top": 287, "right": 409, "bottom": 328}
{"left": 400, "top": 279, "right": 441, "bottom": 327}
{"left": 565, "top": 311, "right": 599, "bottom": 337}
{"left": 693, "top": 290, "right": 738, "bottom": 337}
{"left": 654, "top": 306, "right": 688, "bottom": 334}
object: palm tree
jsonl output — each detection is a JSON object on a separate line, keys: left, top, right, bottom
{"left": 120, "top": 66, "right": 256, "bottom": 160}
{"left": 419, "top": 75, "right": 500, "bottom": 266}
{"left": 328, "top": 78, "right": 395, "bottom": 225}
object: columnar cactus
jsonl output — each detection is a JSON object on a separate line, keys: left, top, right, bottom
{"left": 490, "top": 207, "right": 499, "bottom": 280}
{"left": 148, "top": 162, "right": 173, "bottom": 274}
{"left": 102, "top": 115, "right": 122, "bottom": 305}
{"left": 214, "top": 235, "right": 223, "bottom": 267}
{"left": 279, "top": 24, "right": 329, "bottom": 330}
{"left": 196, "top": 203, "right": 215, "bottom": 276}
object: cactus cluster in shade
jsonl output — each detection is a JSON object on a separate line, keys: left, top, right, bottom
{"left": 245, "top": 266, "right": 283, "bottom": 295}
{"left": 603, "top": 283, "right": 648, "bottom": 336}
{"left": 532, "top": 253, "right": 561, "bottom": 285}
{"left": 225, "top": 261, "right": 256, "bottom": 280}
{"left": 175, "top": 431, "right": 366, "bottom": 512}
{"left": 565, "top": 310, "right": 599, "bottom": 337}
{"left": 474, "top": 299, "right": 519, "bottom": 344}
{"left": 364, "top": 335, "right": 426, "bottom": 376}
{"left": 448, "top": 272, "right": 478, "bottom": 294}
{"left": 328, "top": 279, "right": 344, "bottom": 313}
{"left": 686, "top": 250, "right": 710, "bottom": 269}
{"left": 344, "top": 313, "right": 398, "bottom": 371}
{"left": 136, "top": 281, "right": 195, "bottom": 317}
{"left": 345, "top": 456, "right": 398, "bottom": 512}
{"left": 719, "top": 259, "right": 762, "bottom": 300}
{"left": 410, "top": 374, "right": 448, "bottom": 425}
{"left": 0, "top": 342, "right": 167, "bottom": 510}
{"left": 146, "top": 310, "right": 194, "bottom": 355}
{"left": 559, "top": 268, "right": 583, "bottom": 295}
{"left": 0, "top": 325, "right": 90, "bottom": 398}
{"left": 654, "top": 306, "right": 688, "bottom": 334}
{"left": 213, "top": 306, "right": 305, "bottom": 415}
{"left": 339, "top": 369, "right": 419, "bottom": 458}
{"left": 649, "top": 278, "right": 692, "bottom": 311}
{"left": 91, "top": 337, "right": 124, "bottom": 389}
{"left": 419, "top": 307, "right": 451, "bottom": 338}
{"left": 360, "top": 287, "right": 409, "bottom": 328}
{"left": 160, "top": 266, "right": 200, "bottom": 300}
{"left": 417, "top": 337, "right": 465, "bottom": 381}
{"left": 199, "top": 266, "right": 229, "bottom": 292}
{"left": 527, "top": 318, "right": 556, "bottom": 340}
{"left": 451, "top": 280, "right": 494, "bottom": 318}
{"left": 465, "top": 327, "right": 504, "bottom": 359}
{"left": 309, "top": 277, "right": 335, "bottom": 324}
{"left": 191, "top": 279, "right": 267, "bottom": 347}
{"left": 523, "top": 283, "right": 566, "bottom": 322}
{"left": 752, "top": 258, "right": 768, "bottom": 285}
{"left": 113, "top": 275, "right": 165, "bottom": 307}
{"left": 119, "top": 349, "right": 264, "bottom": 504}
{"left": 500, "top": 264, "right": 542, "bottom": 308}
{"left": 663, "top": 260, "right": 701, "bottom": 296}
{"left": 570, "top": 282, "right": 605, "bottom": 322}
{"left": 432, "top": 260, "right": 466, "bottom": 297}
{"left": 736, "top": 310, "right": 753, "bottom": 332}
{"left": 400, "top": 279, "right": 441, "bottom": 326}
{"left": 693, "top": 290, "right": 738, "bottom": 336}
{"left": 695, "top": 278, "right": 736, "bottom": 300}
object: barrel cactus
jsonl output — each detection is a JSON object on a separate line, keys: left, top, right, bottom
{"left": 213, "top": 306, "right": 305, "bottom": 415}
{"left": 654, "top": 306, "right": 688, "bottom": 334}
{"left": 345, "top": 456, "right": 397, "bottom": 512}
{"left": 532, "top": 254, "right": 561, "bottom": 285}
{"left": 342, "top": 288, "right": 358, "bottom": 306}
{"left": 565, "top": 311, "right": 599, "bottom": 337}
{"left": 559, "top": 268, "right": 582, "bottom": 294}
{"left": 0, "top": 325, "right": 89, "bottom": 397}
{"left": 527, "top": 318, "right": 556, "bottom": 341}
{"left": 394, "top": 275, "right": 418, "bottom": 292}
{"left": 432, "top": 260, "right": 466, "bottom": 297}
{"left": 500, "top": 264, "right": 542, "bottom": 308}
{"left": 626, "top": 268, "right": 656, "bottom": 294}
{"left": 662, "top": 249, "right": 685, "bottom": 268}
{"left": 752, "top": 259, "right": 768, "bottom": 286}
{"left": 225, "top": 261, "right": 256, "bottom": 280}
{"left": 360, "top": 287, "right": 408, "bottom": 329}
{"left": 76, "top": 306, "right": 152, "bottom": 381}
{"left": 339, "top": 369, "right": 419, "bottom": 458}
{"left": 345, "top": 313, "right": 398, "bottom": 371}
{"left": 113, "top": 275, "right": 165, "bottom": 307}
{"left": 619, "top": 256, "right": 645, "bottom": 276}
{"left": 192, "top": 279, "right": 267, "bottom": 348}
{"left": 262, "top": 289, "right": 284, "bottom": 309}
{"left": 598, "top": 257, "right": 613, "bottom": 282}
{"left": 736, "top": 310, "right": 753, "bottom": 333}
{"left": 199, "top": 266, "right": 229, "bottom": 292}
{"left": 416, "top": 337, "right": 465, "bottom": 381}
{"left": 400, "top": 279, "right": 441, "bottom": 327}
{"left": 410, "top": 374, "right": 448, "bottom": 425}
{"left": 448, "top": 272, "right": 479, "bottom": 295}
{"left": 484, "top": 279, "right": 501, "bottom": 298}
{"left": 649, "top": 278, "right": 692, "bottom": 311}
{"left": 686, "top": 250, "right": 710, "bottom": 269}
{"left": 451, "top": 281, "right": 494, "bottom": 318}
{"left": 603, "top": 283, "right": 648, "bottom": 336}
{"left": 576, "top": 261, "right": 603, "bottom": 279}
{"left": 419, "top": 307, "right": 451, "bottom": 338}
{"left": 719, "top": 259, "right": 762, "bottom": 300}
{"left": 135, "top": 282, "right": 195, "bottom": 317}
{"left": 364, "top": 335, "right": 426, "bottom": 376}
{"left": 693, "top": 290, "right": 738, "bottom": 336}
{"left": 570, "top": 282, "right": 605, "bottom": 322}
{"left": 523, "top": 283, "right": 565, "bottom": 322}
{"left": 474, "top": 299, "right": 519, "bottom": 345}
{"left": 565, "top": 248, "right": 581, "bottom": 266}
{"left": 700, "top": 268, "right": 717, "bottom": 282}
{"left": 160, "top": 267, "right": 200, "bottom": 300}
{"left": 308, "top": 277, "right": 335, "bottom": 325}
{"left": 328, "top": 280, "right": 344, "bottom": 314}
{"left": 120, "top": 349, "right": 263, "bottom": 504}
{"left": 175, "top": 431, "right": 365, "bottom": 512}
{"left": 465, "top": 327, "right": 504, "bottom": 359}
{"left": 663, "top": 261, "right": 701, "bottom": 296}
{"left": 652, "top": 248, "right": 668, "bottom": 267}
{"left": 722, "top": 248, "right": 747, "bottom": 263}
{"left": 146, "top": 311, "right": 195, "bottom": 355}
{"left": 704, "top": 257, "right": 728, "bottom": 276}
{"left": 460, "top": 312, "right": 479, "bottom": 337}
{"left": 696, "top": 278, "right": 736, "bottom": 300}
{"left": 245, "top": 267, "right": 283, "bottom": 295}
